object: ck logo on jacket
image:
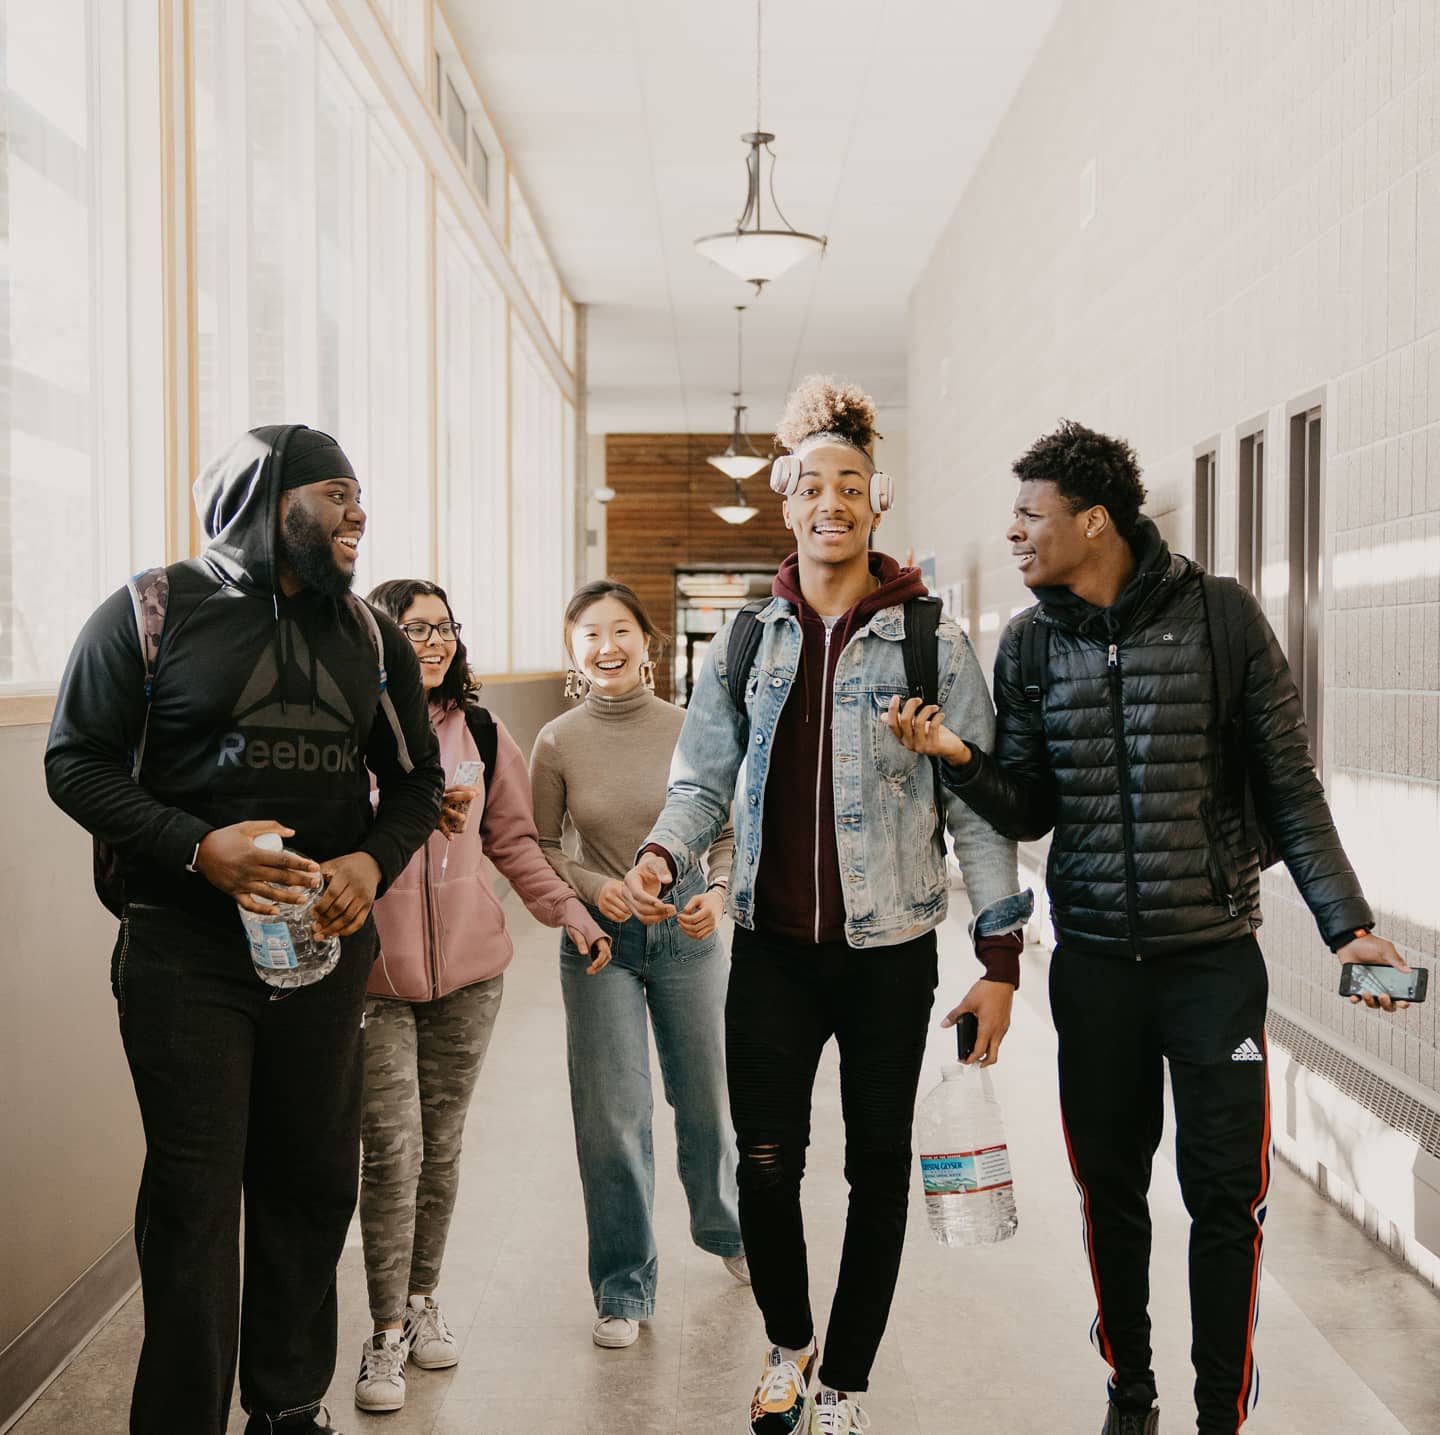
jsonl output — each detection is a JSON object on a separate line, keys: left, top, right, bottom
{"left": 216, "top": 620, "right": 361, "bottom": 773}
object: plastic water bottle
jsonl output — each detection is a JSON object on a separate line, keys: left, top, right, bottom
{"left": 238, "top": 833, "right": 340, "bottom": 993}
{"left": 916, "top": 1013, "right": 1018, "bottom": 1246}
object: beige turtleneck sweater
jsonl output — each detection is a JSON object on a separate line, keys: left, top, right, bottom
{"left": 529, "top": 683, "right": 735, "bottom": 907}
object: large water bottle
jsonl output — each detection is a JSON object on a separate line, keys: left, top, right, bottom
{"left": 238, "top": 833, "right": 340, "bottom": 993}
{"left": 916, "top": 1012, "right": 1018, "bottom": 1246}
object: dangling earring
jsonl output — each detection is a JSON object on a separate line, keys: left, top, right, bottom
{"left": 639, "top": 660, "right": 656, "bottom": 692}
{"left": 564, "top": 669, "right": 589, "bottom": 700}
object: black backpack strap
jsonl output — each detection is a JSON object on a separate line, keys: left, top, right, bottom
{"left": 464, "top": 704, "right": 499, "bottom": 817}
{"left": 1019, "top": 609, "right": 1047, "bottom": 704}
{"left": 901, "top": 596, "right": 942, "bottom": 708}
{"left": 1200, "top": 573, "right": 1275, "bottom": 866}
{"left": 1199, "top": 573, "right": 1245, "bottom": 728}
{"left": 124, "top": 567, "right": 170, "bottom": 780}
{"left": 347, "top": 595, "right": 415, "bottom": 774}
{"left": 725, "top": 600, "right": 769, "bottom": 720}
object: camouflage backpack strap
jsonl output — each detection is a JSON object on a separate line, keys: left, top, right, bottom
{"left": 347, "top": 594, "right": 415, "bottom": 774}
{"left": 124, "top": 567, "right": 170, "bottom": 780}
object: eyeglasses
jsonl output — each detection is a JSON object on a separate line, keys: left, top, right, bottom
{"left": 399, "top": 620, "right": 462, "bottom": 643}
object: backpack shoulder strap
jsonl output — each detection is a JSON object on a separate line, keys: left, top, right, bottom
{"left": 124, "top": 567, "right": 170, "bottom": 780}
{"left": 1019, "top": 608, "right": 1047, "bottom": 704}
{"left": 464, "top": 704, "right": 499, "bottom": 815}
{"left": 347, "top": 595, "right": 415, "bottom": 774}
{"left": 901, "top": 595, "right": 942, "bottom": 708}
{"left": 1199, "top": 573, "right": 1246, "bottom": 726}
{"left": 725, "top": 600, "right": 769, "bottom": 716}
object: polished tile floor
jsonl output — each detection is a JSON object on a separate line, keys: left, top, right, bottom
{"left": 17, "top": 899, "right": 1440, "bottom": 1434}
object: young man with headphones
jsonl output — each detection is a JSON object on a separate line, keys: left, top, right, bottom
{"left": 622, "top": 377, "right": 1030, "bottom": 1435}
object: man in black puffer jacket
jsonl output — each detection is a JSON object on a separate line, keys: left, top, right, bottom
{"left": 883, "top": 421, "right": 1409, "bottom": 1435}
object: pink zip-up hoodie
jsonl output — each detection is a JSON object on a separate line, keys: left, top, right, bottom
{"left": 368, "top": 703, "right": 604, "bottom": 1001}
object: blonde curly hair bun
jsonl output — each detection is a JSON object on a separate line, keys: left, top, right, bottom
{"left": 775, "top": 375, "right": 879, "bottom": 454}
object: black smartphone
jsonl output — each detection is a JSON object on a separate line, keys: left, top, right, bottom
{"left": 1338, "top": 963, "right": 1428, "bottom": 1003}
{"left": 954, "top": 1012, "right": 980, "bottom": 1060}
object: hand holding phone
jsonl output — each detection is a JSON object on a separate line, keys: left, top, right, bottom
{"left": 1338, "top": 963, "right": 1427, "bottom": 1005}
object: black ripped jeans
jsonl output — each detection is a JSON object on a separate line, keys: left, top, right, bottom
{"left": 726, "top": 925, "right": 938, "bottom": 1394}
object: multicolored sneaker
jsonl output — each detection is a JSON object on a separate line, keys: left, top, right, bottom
{"left": 749, "top": 1341, "right": 818, "bottom": 1433}
{"left": 810, "top": 1387, "right": 871, "bottom": 1434}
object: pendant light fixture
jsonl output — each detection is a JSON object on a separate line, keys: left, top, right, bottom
{"left": 708, "top": 305, "right": 769, "bottom": 480}
{"left": 694, "top": 0, "right": 827, "bottom": 294}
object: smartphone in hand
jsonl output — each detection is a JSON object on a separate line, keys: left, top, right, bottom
{"left": 452, "top": 759, "right": 483, "bottom": 788}
{"left": 1338, "top": 963, "right": 1428, "bottom": 1003}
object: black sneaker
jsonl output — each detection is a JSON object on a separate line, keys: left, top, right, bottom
{"left": 244, "top": 1404, "right": 343, "bottom": 1434}
{"left": 1101, "top": 1403, "right": 1159, "bottom": 1435}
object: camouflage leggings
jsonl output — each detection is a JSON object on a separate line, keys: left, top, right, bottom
{"left": 359, "top": 977, "right": 504, "bottom": 1322}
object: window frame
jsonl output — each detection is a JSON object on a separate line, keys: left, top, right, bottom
{"left": 1287, "top": 393, "right": 1326, "bottom": 770}
{"left": 1236, "top": 417, "right": 1266, "bottom": 597}
{"left": 1192, "top": 440, "right": 1218, "bottom": 573}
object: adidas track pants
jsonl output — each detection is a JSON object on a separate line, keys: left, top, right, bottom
{"left": 1049, "top": 935, "right": 1271, "bottom": 1434}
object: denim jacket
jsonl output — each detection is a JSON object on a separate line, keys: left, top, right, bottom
{"left": 645, "top": 597, "right": 1032, "bottom": 949}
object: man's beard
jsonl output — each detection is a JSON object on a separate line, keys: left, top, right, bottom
{"left": 279, "top": 503, "right": 353, "bottom": 598}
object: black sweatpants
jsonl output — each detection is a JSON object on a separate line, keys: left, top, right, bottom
{"left": 726, "top": 925, "right": 938, "bottom": 1394}
{"left": 1049, "top": 936, "right": 1271, "bottom": 1434}
{"left": 113, "top": 901, "right": 376, "bottom": 1435}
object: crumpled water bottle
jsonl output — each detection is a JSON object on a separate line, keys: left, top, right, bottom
{"left": 237, "top": 833, "right": 340, "bottom": 995}
{"left": 916, "top": 1012, "right": 1019, "bottom": 1246}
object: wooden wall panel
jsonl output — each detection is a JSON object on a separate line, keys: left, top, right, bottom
{"left": 604, "top": 433, "right": 795, "bottom": 701}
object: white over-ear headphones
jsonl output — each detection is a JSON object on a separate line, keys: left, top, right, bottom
{"left": 769, "top": 454, "right": 894, "bottom": 513}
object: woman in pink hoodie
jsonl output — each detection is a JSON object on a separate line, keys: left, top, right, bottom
{"left": 352, "top": 579, "right": 610, "bottom": 1415}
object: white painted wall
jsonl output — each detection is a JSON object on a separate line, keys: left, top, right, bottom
{"left": 907, "top": 0, "right": 1440, "bottom": 1273}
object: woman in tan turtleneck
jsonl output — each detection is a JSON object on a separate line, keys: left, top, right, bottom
{"left": 529, "top": 579, "right": 745, "bottom": 1350}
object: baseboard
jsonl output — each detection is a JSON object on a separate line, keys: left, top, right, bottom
{"left": 0, "top": 1232, "right": 138, "bottom": 1433}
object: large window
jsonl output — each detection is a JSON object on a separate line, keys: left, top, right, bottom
{"left": 0, "top": 0, "right": 128, "bottom": 688}
{"left": 194, "top": 0, "right": 427, "bottom": 594}
{"left": 509, "top": 175, "right": 563, "bottom": 346}
{"left": 433, "top": 13, "right": 500, "bottom": 213}
{"left": 435, "top": 209, "right": 506, "bottom": 672}
{"left": 510, "top": 331, "right": 567, "bottom": 670}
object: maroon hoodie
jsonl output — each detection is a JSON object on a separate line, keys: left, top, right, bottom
{"left": 754, "top": 552, "right": 927, "bottom": 943}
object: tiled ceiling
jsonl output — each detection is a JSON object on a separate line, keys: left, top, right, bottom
{"left": 444, "top": 0, "right": 1063, "bottom": 433}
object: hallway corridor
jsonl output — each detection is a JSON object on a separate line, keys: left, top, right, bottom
{"left": 14, "top": 899, "right": 1440, "bottom": 1434}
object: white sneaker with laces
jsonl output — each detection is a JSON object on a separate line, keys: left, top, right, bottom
{"left": 403, "top": 1294, "right": 459, "bottom": 1369}
{"left": 810, "top": 1386, "right": 871, "bottom": 1434}
{"left": 592, "top": 1315, "right": 640, "bottom": 1348}
{"left": 354, "top": 1331, "right": 408, "bottom": 1412}
{"left": 723, "top": 1252, "right": 752, "bottom": 1284}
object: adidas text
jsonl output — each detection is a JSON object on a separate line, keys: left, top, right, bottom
{"left": 217, "top": 732, "right": 358, "bottom": 773}
{"left": 1230, "top": 1037, "right": 1264, "bottom": 1063}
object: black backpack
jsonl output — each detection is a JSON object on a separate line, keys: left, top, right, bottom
{"left": 724, "top": 594, "right": 945, "bottom": 809}
{"left": 1016, "top": 572, "right": 1280, "bottom": 871}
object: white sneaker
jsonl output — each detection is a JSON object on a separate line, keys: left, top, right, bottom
{"left": 592, "top": 1315, "right": 640, "bottom": 1348}
{"left": 723, "top": 1252, "right": 752, "bottom": 1285}
{"left": 403, "top": 1294, "right": 459, "bottom": 1370}
{"left": 810, "top": 1387, "right": 870, "bottom": 1434}
{"left": 354, "top": 1331, "right": 408, "bottom": 1412}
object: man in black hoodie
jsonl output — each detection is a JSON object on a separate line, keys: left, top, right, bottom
{"left": 46, "top": 426, "right": 443, "bottom": 1435}
{"left": 890, "top": 420, "right": 1410, "bottom": 1435}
